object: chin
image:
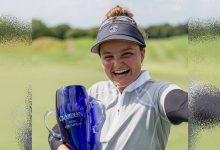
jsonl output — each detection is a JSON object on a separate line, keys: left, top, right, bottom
{"left": 117, "top": 82, "right": 130, "bottom": 90}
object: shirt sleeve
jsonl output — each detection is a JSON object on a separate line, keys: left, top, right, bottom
{"left": 164, "top": 89, "right": 188, "bottom": 125}
{"left": 158, "top": 84, "right": 183, "bottom": 124}
{"left": 87, "top": 82, "right": 100, "bottom": 97}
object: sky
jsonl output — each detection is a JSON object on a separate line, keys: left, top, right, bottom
{"left": 0, "top": 0, "right": 220, "bottom": 28}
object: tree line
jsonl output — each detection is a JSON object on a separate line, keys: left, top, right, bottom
{"left": 32, "top": 19, "right": 188, "bottom": 40}
{"left": 188, "top": 19, "right": 220, "bottom": 42}
{"left": 3, "top": 17, "right": 219, "bottom": 43}
{"left": 0, "top": 16, "right": 31, "bottom": 43}
{"left": 0, "top": 16, "right": 188, "bottom": 42}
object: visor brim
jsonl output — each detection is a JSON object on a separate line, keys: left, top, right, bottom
{"left": 91, "top": 34, "right": 145, "bottom": 54}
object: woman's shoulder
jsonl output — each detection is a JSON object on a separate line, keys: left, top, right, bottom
{"left": 90, "top": 80, "right": 111, "bottom": 88}
{"left": 88, "top": 80, "right": 113, "bottom": 94}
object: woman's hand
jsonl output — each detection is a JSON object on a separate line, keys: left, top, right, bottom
{"left": 57, "top": 144, "right": 70, "bottom": 150}
{"left": 48, "top": 124, "right": 68, "bottom": 150}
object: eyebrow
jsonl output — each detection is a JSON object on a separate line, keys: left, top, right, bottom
{"left": 101, "top": 51, "right": 112, "bottom": 55}
{"left": 101, "top": 47, "right": 134, "bottom": 55}
{"left": 121, "top": 48, "right": 134, "bottom": 52}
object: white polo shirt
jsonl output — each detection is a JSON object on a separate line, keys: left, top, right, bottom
{"left": 88, "top": 70, "right": 180, "bottom": 150}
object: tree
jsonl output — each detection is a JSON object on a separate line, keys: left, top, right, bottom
{"left": 0, "top": 15, "right": 31, "bottom": 43}
{"left": 32, "top": 19, "right": 53, "bottom": 40}
{"left": 159, "top": 24, "right": 172, "bottom": 38}
{"left": 51, "top": 24, "right": 71, "bottom": 39}
{"left": 87, "top": 27, "right": 99, "bottom": 38}
{"left": 172, "top": 24, "right": 188, "bottom": 36}
{"left": 65, "top": 28, "right": 87, "bottom": 38}
{"left": 145, "top": 23, "right": 187, "bottom": 39}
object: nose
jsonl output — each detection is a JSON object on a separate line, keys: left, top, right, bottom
{"left": 113, "top": 57, "right": 123, "bottom": 67}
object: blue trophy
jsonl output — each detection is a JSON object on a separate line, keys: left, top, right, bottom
{"left": 44, "top": 85, "right": 105, "bottom": 150}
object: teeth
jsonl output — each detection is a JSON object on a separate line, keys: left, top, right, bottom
{"left": 114, "top": 69, "right": 129, "bottom": 74}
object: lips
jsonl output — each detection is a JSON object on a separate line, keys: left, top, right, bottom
{"left": 113, "top": 69, "right": 130, "bottom": 76}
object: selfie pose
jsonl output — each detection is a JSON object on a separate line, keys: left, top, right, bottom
{"left": 48, "top": 5, "right": 220, "bottom": 150}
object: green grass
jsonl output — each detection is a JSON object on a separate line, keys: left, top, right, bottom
{"left": 0, "top": 49, "right": 31, "bottom": 149}
{"left": 31, "top": 35, "right": 188, "bottom": 150}
{"left": 189, "top": 39, "right": 220, "bottom": 87}
{"left": 31, "top": 63, "right": 188, "bottom": 150}
{"left": 2, "top": 35, "right": 219, "bottom": 150}
{"left": 1, "top": 36, "right": 188, "bottom": 149}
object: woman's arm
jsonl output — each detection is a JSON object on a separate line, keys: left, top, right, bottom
{"left": 164, "top": 87, "right": 220, "bottom": 125}
{"left": 164, "top": 89, "right": 188, "bottom": 124}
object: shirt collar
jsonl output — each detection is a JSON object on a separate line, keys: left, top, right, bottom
{"left": 110, "top": 70, "right": 151, "bottom": 94}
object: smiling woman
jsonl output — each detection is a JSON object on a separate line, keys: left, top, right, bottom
{"left": 100, "top": 40, "right": 145, "bottom": 92}
{"left": 48, "top": 5, "right": 189, "bottom": 150}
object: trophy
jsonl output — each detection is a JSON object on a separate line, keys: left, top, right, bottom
{"left": 44, "top": 85, "right": 105, "bottom": 150}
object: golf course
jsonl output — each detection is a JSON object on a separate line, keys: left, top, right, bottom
{"left": 1, "top": 35, "right": 220, "bottom": 149}
{"left": 34, "top": 35, "right": 189, "bottom": 150}
{"left": 32, "top": 36, "right": 188, "bottom": 150}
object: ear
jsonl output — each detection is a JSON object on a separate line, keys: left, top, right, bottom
{"left": 141, "top": 48, "right": 145, "bottom": 63}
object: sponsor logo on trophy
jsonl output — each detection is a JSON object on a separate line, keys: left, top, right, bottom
{"left": 44, "top": 85, "right": 105, "bottom": 150}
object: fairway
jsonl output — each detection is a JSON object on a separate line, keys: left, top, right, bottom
{"left": 0, "top": 43, "right": 31, "bottom": 149}
{"left": 32, "top": 36, "right": 189, "bottom": 150}
{"left": 0, "top": 36, "right": 189, "bottom": 149}
{"left": 0, "top": 35, "right": 195, "bottom": 149}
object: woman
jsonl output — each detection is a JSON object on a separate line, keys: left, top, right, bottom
{"left": 49, "top": 5, "right": 188, "bottom": 150}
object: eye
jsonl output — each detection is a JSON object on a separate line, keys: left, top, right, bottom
{"left": 122, "top": 52, "right": 133, "bottom": 57}
{"left": 103, "top": 55, "right": 113, "bottom": 61}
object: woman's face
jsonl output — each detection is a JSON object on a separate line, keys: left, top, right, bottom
{"left": 100, "top": 40, "right": 145, "bottom": 92}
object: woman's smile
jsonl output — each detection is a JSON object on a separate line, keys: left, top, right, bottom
{"left": 100, "top": 40, "right": 145, "bottom": 92}
{"left": 112, "top": 68, "right": 130, "bottom": 76}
